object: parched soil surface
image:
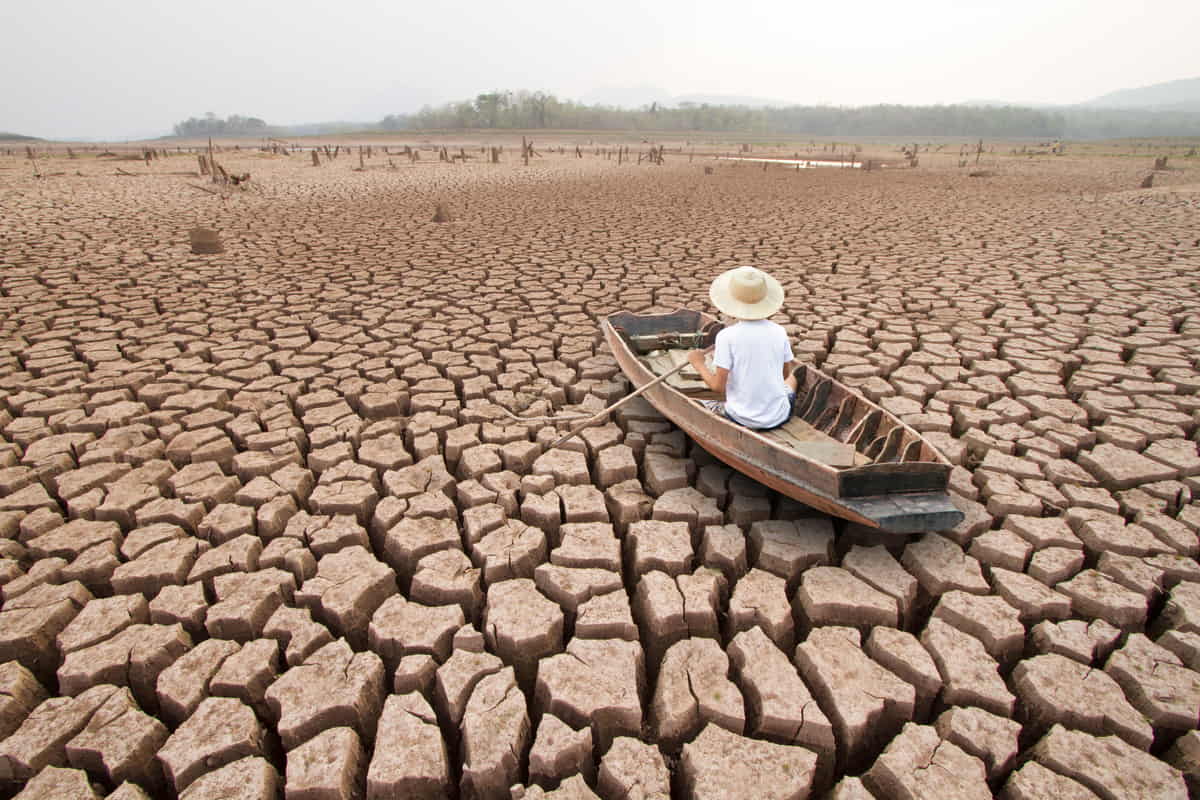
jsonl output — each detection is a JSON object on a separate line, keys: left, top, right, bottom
{"left": 1, "top": 143, "right": 1199, "bottom": 799}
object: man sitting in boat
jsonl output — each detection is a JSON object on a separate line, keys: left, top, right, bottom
{"left": 687, "top": 266, "right": 799, "bottom": 430}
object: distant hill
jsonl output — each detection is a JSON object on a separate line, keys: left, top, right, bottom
{"left": 1080, "top": 77, "right": 1200, "bottom": 112}
{"left": 0, "top": 132, "right": 40, "bottom": 141}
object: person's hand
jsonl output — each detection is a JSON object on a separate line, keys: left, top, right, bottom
{"left": 687, "top": 349, "right": 706, "bottom": 368}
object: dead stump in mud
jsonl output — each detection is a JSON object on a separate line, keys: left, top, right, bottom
{"left": 432, "top": 203, "right": 453, "bottom": 223}
{"left": 704, "top": 166, "right": 714, "bottom": 175}
{"left": 189, "top": 228, "right": 224, "bottom": 254}
{"left": 1141, "top": 174, "right": 1154, "bottom": 189}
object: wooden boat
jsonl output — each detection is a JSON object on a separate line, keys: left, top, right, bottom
{"left": 604, "top": 309, "right": 964, "bottom": 534}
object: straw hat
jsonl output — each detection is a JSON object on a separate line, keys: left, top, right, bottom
{"left": 709, "top": 266, "right": 784, "bottom": 320}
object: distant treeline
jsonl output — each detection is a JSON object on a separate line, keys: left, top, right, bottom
{"left": 173, "top": 93, "right": 1200, "bottom": 140}
{"left": 173, "top": 113, "right": 269, "bottom": 138}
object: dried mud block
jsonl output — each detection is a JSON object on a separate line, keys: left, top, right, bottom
{"left": 295, "top": 545, "right": 396, "bottom": 648}
{"left": 0, "top": 661, "right": 48, "bottom": 741}
{"left": 284, "top": 512, "right": 371, "bottom": 557}
{"left": 535, "top": 637, "right": 644, "bottom": 750}
{"left": 1166, "top": 730, "right": 1200, "bottom": 797}
{"left": 795, "top": 566, "right": 899, "bottom": 631}
{"left": 1105, "top": 633, "right": 1200, "bottom": 735}
{"left": 841, "top": 544, "right": 918, "bottom": 624}
{"left": 187, "top": 533, "right": 262, "bottom": 586}
{"left": 0, "top": 684, "right": 118, "bottom": 781}
{"left": 1066, "top": 507, "right": 1171, "bottom": 558}
{"left": 1027, "top": 546, "right": 1085, "bottom": 585}
{"left": 367, "top": 693, "right": 448, "bottom": 800}
{"left": 120, "top": 522, "right": 185, "bottom": 560}
{"left": 380, "top": 516, "right": 461, "bottom": 588}
{"left": 990, "top": 568, "right": 1072, "bottom": 623}
{"left": 557, "top": 484, "right": 609, "bottom": 524}
{"left": 1078, "top": 443, "right": 1178, "bottom": 490}
{"left": 368, "top": 595, "right": 464, "bottom": 668}
{"left": 529, "top": 713, "right": 594, "bottom": 788}
{"left": 0, "top": 580, "right": 92, "bottom": 680}
{"left": 147, "top": 581, "right": 207, "bottom": 637}
{"left": 533, "top": 449, "right": 590, "bottom": 486}
{"left": 207, "top": 568, "right": 296, "bottom": 641}
{"left": 575, "top": 589, "right": 637, "bottom": 641}
{"left": 1014, "top": 651, "right": 1150, "bottom": 749}
{"left": 459, "top": 667, "right": 529, "bottom": 800}
{"left": 679, "top": 722, "right": 818, "bottom": 800}
{"left": 483, "top": 578, "right": 563, "bottom": 692}
{"left": 863, "top": 627, "right": 942, "bottom": 721}
{"left": 410, "top": 549, "right": 482, "bottom": 620}
{"left": 1030, "top": 724, "right": 1187, "bottom": 800}
{"left": 553, "top": 522, "right": 620, "bottom": 571}
{"left": 285, "top": 725, "right": 362, "bottom": 800}
{"left": 64, "top": 685, "right": 167, "bottom": 787}
{"left": 1159, "top": 629, "right": 1200, "bottom": 671}
{"left": 632, "top": 570, "right": 687, "bottom": 669}
{"left": 1000, "top": 760, "right": 1103, "bottom": 800}
{"left": 472, "top": 519, "right": 548, "bottom": 582}
{"left": 642, "top": 453, "right": 694, "bottom": 497}
{"left": 699, "top": 524, "right": 747, "bottom": 583}
{"left": 626, "top": 520, "right": 693, "bottom": 577}
{"left": 393, "top": 653, "right": 438, "bottom": 695}
{"left": 263, "top": 604, "right": 334, "bottom": 668}
{"left": 729, "top": 625, "right": 834, "bottom": 784}
{"left": 651, "top": 487, "right": 722, "bottom": 535}
{"left": 59, "top": 623, "right": 191, "bottom": 709}
{"left": 597, "top": 736, "right": 669, "bottom": 800}
{"left": 862, "top": 722, "right": 990, "bottom": 800}
{"left": 177, "top": 756, "right": 280, "bottom": 800}
{"left": 56, "top": 593, "right": 149, "bottom": 655}
{"left": 155, "top": 637, "right": 240, "bottom": 724}
{"left": 933, "top": 705, "right": 1022, "bottom": 780}
{"left": 825, "top": 775, "right": 874, "bottom": 800}
{"left": 26, "top": 519, "right": 121, "bottom": 562}
{"left": 930, "top": 590, "right": 1024, "bottom": 664}
{"left": 725, "top": 568, "right": 795, "bottom": 653}
{"left": 794, "top": 626, "right": 914, "bottom": 770}
{"left": 11, "top": 765, "right": 102, "bottom": 800}
{"left": 157, "top": 696, "right": 264, "bottom": 792}
{"left": 1097, "top": 551, "right": 1165, "bottom": 599}
{"left": 901, "top": 534, "right": 989, "bottom": 598}
{"left": 651, "top": 638, "right": 744, "bottom": 750}
{"left": 604, "top": 479, "right": 653, "bottom": 535}
{"left": 1158, "top": 580, "right": 1200, "bottom": 635}
{"left": 518, "top": 773, "right": 600, "bottom": 799}
{"left": 595, "top": 444, "right": 637, "bottom": 489}
{"left": 534, "top": 563, "right": 622, "bottom": 614}
{"left": 434, "top": 649, "right": 503, "bottom": 727}
{"left": 749, "top": 519, "right": 834, "bottom": 592}
{"left": 921, "top": 618, "right": 1014, "bottom": 717}
{"left": 209, "top": 638, "right": 279, "bottom": 714}
{"left": 110, "top": 537, "right": 208, "bottom": 597}
{"left": 968, "top": 528, "right": 1032, "bottom": 572}
{"left": 1137, "top": 511, "right": 1200, "bottom": 558}
{"left": 1055, "top": 570, "right": 1147, "bottom": 631}
{"left": 264, "top": 639, "right": 384, "bottom": 749}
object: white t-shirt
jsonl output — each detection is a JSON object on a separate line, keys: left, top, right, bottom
{"left": 712, "top": 319, "right": 794, "bottom": 429}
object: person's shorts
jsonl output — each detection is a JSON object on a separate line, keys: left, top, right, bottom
{"left": 702, "top": 392, "right": 795, "bottom": 431}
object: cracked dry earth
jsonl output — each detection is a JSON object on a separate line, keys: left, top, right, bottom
{"left": 1, "top": 144, "right": 1199, "bottom": 800}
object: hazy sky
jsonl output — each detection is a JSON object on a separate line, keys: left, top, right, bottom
{"left": 4, "top": 0, "right": 1196, "bottom": 139}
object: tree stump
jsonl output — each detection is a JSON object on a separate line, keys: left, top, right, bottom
{"left": 432, "top": 203, "right": 453, "bottom": 223}
{"left": 311, "top": 150, "right": 321, "bottom": 167}
{"left": 1141, "top": 174, "right": 1154, "bottom": 188}
{"left": 189, "top": 228, "right": 224, "bottom": 254}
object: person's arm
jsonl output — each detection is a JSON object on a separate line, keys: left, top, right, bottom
{"left": 688, "top": 349, "right": 728, "bottom": 393}
{"left": 781, "top": 358, "right": 800, "bottom": 379}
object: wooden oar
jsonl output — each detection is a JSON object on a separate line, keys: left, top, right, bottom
{"left": 548, "top": 359, "right": 693, "bottom": 450}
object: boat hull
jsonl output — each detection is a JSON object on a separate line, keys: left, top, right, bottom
{"left": 604, "top": 311, "right": 964, "bottom": 534}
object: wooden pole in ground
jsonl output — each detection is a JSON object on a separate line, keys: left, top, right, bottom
{"left": 548, "top": 360, "right": 691, "bottom": 449}
{"left": 208, "top": 138, "right": 216, "bottom": 184}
